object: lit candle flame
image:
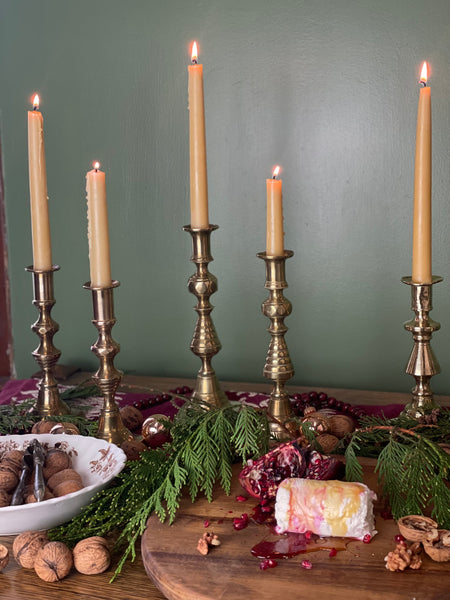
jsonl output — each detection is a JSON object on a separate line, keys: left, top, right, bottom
{"left": 272, "top": 165, "right": 281, "bottom": 179}
{"left": 191, "top": 41, "right": 198, "bottom": 64}
{"left": 420, "top": 62, "right": 428, "bottom": 86}
{"left": 93, "top": 161, "right": 100, "bottom": 171}
{"left": 32, "top": 94, "right": 40, "bottom": 110}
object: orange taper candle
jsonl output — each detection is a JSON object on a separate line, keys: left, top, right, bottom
{"left": 412, "top": 62, "right": 432, "bottom": 284}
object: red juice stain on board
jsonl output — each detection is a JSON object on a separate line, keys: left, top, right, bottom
{"left": 251, "top": 532, "right": 347, "bottom": 559}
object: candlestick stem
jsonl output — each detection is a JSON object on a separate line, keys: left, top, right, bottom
{"left": 402, "top": 276, "right": 442, "bottom": 418}
{"left": 84, "top": 281, "right": 132, "bottom": 444}
{"left": 183, "top": 225, "right": 228, "bottom": 408}
{"left": 258, "top": 251, "right": 295, "bottom": 440}
{"left": 26, "top": 266, "right": 69, "bottom": 416}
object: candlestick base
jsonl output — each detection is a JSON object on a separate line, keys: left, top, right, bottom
{"left": 84, "top": 281, "right": 133, "bottom": 445}
{"left": 258, "top": 251, "right": 295, "bottom": 441}
{"left": 26, "top": 266, "right": 69, "bottom": 417}
{"left": 402, "top": 276, "right": 442, "bottom": 419}
{"left": 184, "top": 225, "right": 228, "bottom": 408}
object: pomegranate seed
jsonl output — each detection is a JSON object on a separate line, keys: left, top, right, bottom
{"left": 363, "top": 534, "right": 372, "bottom": 544}
{"left": 301, "top": 559, "right": 313, "bottom": 569}
{"left": 260, "top": 558, "right": 277, "bottom": 570}
{"left": 233, "top": 513, "right": 249, "bottom": 530}
{"left": 235, "top": 495, "right": 248, "bottom": 502}
{"left": 327, "top": 397, "right": 337, "bottom": 407}
{"left": 394, "top": 534, "right": 406, "bottom": 544}
{"left": 304, "top": 530, "right": 313, "bottom": 540}
{"left": 203, "top": 520, "right": 210, "bottom": 528}
{"left": 329, "top": 548, "right": 337, "bottom": 557}
{"left": 261, "top": 504, "right": 273, "bottom": 514}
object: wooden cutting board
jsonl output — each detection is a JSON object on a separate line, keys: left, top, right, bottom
{"left": 142, "top": 459, "right": 449, "bottom": 600}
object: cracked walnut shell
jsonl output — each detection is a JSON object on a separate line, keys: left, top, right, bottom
{"left": 397, "top": 515, "right": 438, "bottom": 542}
{"left": 73, "top": 536, "right": 111, "bottom": 575}
{"left": 0, "top": 544, "right": 9, "bottom": 570}
{"left": 34, "top": 541, "right": 73, "bottom": 582}
{"left": 423, "top": 530, "right": 450, "bottom": 562}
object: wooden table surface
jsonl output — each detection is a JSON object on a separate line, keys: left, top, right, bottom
{"left": 0, "top": 372, "right": 448, "bottom": 600}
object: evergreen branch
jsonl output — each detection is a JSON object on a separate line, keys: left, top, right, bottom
{"left": 50, "top": 401, "right": 269, "bottom": 580}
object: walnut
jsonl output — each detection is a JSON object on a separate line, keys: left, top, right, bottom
{"left": 13, "top": 531, "right": 49, "bottom": 569}
{"left": 43, "top": 449, "right": 72, "bottom": 481}
{"left": 121, "top": 439, "right": 147, "bottom": 461}
{"left": 34, "top": 541, "right": 73, "bottom": 582}
{"left": 53, "top": 479, "right": 84, "bottom": 497}
{"left": 25, "top": 487, "right": 54, "bottom": 503}
{"left": 384, "top": 543, "right": 422, "bottom": 572}
{"left": 397, "top": 515, "right": 438, "bottom": 542}
{"left": 196, "top": 531, "right": 221, "bottom": 555}
{"left": 0, "top": 490, "right": 11, "bottom": 507}
{"left": 73, "top": 537, "right": 111, "bottom": 575}
{"left": 0, "top": 465, "right": 19, "bottom": 492}
{"left": 47, "top": 468, "right": 82, "bottom": 492}
{"left": 423, "top": 529, "right": 450, "bottom": 562}
{"left": 49, "top": 422, "right": 80, "bottom": 435}
{"left": 1, "top": 450, "right": 25, "bottom": 474}
{"left": 120, "top": 405, "right": 144, "bottom": 431}
{"left": 315, "top": 433, "right": 340, "bottom": 454}
{"left": 197, "top": 537, "right": 209, "bottom": 555}
{"left": 0, "top": 544, "right": 8, "bottom": 570}
{"left": 328, "top": 414, "right": 355, "bottom": 438}
{"left": 31, "top": 420, "right": 55, "bottom": 434}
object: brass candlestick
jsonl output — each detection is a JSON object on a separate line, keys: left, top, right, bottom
{"left": 183, "top": 225, "right": 228, "bottom": 408}
{"left": 258, "top": 251, "right": 295, "bottom": 440}
{"left": 402, "top": 275, "right": 442, "bottom": 418}
{"left": 26, "top": 265, "right": 69, "bottom": 416}
{"left": 84, "top": 280, "right": 132, "bottom": 444}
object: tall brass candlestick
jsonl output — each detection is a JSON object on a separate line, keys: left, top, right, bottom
{"left": 183, "top": 225, "right": 228, "bottom": 408}
{"left": 26, "top": 265, "right": 69, "bottom": 416}
{"left": 402, "top": 275, "right": 442, "bottom": 418}
{"left": 258, "top": 251, "right": 295, "bottom": 440}
{"left": 84, "top": 280, "right": 132, "bottom": 444}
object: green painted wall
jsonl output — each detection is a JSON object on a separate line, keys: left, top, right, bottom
{"left": 1, "top": 0, "right": 450, "bottom": 393}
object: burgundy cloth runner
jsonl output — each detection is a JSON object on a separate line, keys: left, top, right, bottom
{"left": 0, "top": 379, "right": 405, "bottom": 422}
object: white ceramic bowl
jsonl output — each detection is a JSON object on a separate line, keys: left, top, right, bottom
{"left": 0, "top": 434, "right": 126, "bottom": 535}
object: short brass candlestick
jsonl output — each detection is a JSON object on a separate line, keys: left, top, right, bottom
{"left": 183, "top": 225, "right": 228, "bottom": 408}
{"left": 258, "top": 251, "right": 295, "bottom": 440}
{"left": 26, "top": 265, "right": 69, "bottom": 416}
{"left": 84, "top": 280, "right": 132, "bottom": 444}
{"left": 402, "top": 275, "right": 442, "bottom": 418}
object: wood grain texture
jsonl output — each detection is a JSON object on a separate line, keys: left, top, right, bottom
{"left": 0, "top": 536, "right": 166, "bottom": 600}
{"left": 142, "top": 461, "right": 450, "bottom": 600}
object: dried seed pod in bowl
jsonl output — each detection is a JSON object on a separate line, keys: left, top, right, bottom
{"left": 34, "top": 541, "right": 73, "bottom": 582}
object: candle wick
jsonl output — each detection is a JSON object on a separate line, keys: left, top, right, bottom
{"left": 420, "top": 81, "right": 427, "bottom": 88}
{"left": 191, "top": 58, "right": 198, "bottom": 65}
{"left": 272, "top": 175, "right": 277, "bottom": 180}
{"left": 33, "top": 106, "right": 38, "bottom": 111}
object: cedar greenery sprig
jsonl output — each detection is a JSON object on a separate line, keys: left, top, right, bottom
{"left": 49, "top": 400, "right": 269, "bottom": 580}
{"left": 344, "top": 411, "right": 450, "bottom": 528}
{"left": 0, "top": 382, "right": 99, "bottom": 436}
